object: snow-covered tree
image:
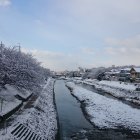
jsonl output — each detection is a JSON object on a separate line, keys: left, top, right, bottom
{"left": 0, "top": 42, "right": 51, "bottom": 91}
{"left": 82, "top": 67, "right": 106, "bottom": 79}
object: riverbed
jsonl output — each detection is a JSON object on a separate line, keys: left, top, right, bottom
{"left": 54, "top": 80, "right": 92, "bottom": 140}
{"left": 54, "top": 80, "right": 140, "bottom": 140}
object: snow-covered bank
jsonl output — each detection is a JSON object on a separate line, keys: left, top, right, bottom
{"left": 82, "top": 79, "right": 137, "bottom": 92}
{"left": 92, "top": 80, "right": 140, "bottom": 105}
{"left": 0, "top": 84, "right": 32, "bottom": 118}
{"left": 0, "top": 78, "right": 57, "bottom": 140}
{"left": 71, "top": 78, "right": 140, "bottom": 105}
{"left": 66, "top": 82, "right": 140, "bottom": 134}
{"left": 4, "top": 84, "right": 32, "bottom": 100}
{"left": 99, "top": 80, "right": 136, "bottom": 91}
{"left": 94, "top": 82, "right": 140, "bottom": 105}
{"left": 0, "top": 99, "right": 21, "bottom": 117}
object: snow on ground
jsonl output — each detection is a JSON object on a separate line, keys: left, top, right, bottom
{"left": 0, "top": 99, "right": 21, "bottom": 116}
{"left": 66, "top": 82, "right": 140, "bottom": 133}
{"left": 5, "top": 84, "right": 32, "bottom": 100}
{"left": 93, "top": 80, "right": 140, "bottom": 105}
{"left": 94, "top": 83, "right": 140, "bottom": 104}
{"left": 99, "top": 80, "right": 136, "bottom": 91}
{"left": 0, "top": 86, "right": 22, "bottom": 116}
{"left": 71, "top": 78, "right": 140, "bottom": 105}
{"left": 0, "top": 84, "right": 32, "bottom": 117}
{"left": 82, "top": 79, "right": 137, "bottom": 92}
{"left": 0, "top": 78, "right": 57, "bottom": 140}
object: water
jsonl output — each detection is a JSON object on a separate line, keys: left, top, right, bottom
{"left": 54, "top": 80, "right": 140, "bottom": 140}
{"left": 78, "top": 82, "right": 140, "bottom": 109}
{"left": 54, "top": 80, "right": 92, "bottom": 139}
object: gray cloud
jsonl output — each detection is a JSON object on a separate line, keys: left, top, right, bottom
{"left": 2, "top": 0, "right": 140, "bottom": 70}
{"left": 21, "top": 48, "right": 91, "bottom": 71}
{"left": 105, "top": 35, "right": 140, "bottom": 66}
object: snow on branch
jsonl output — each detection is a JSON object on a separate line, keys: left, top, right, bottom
{"left": 0, "top": 42, "right": 51, "bottom": 92}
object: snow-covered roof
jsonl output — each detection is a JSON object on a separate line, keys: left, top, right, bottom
{"left": 110, "top": 69, "right": 119, "bottom": 72}
{"left": 121, "top": 68, "right": 131, "bottom": 71}
{"left": 120, "top": 67, "right": 140, "bottom": 73}
{"left": 105, "top": 71, "right": 120, "bottom": 75}
{"left": 133, "top": 68, "right": 140, "bottom": 73}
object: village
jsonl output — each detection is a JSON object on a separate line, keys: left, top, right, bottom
{"left": 56, "top": 66, "right": 140, "bottom": 84}
{"left": 54, "top": 66, "right": 140, "bottom": 139}
{"left": 0, "top": 0, "right": 140, "bottom": 139}
{"left": 0, "top": 44, "right": 140, "bottom": 139}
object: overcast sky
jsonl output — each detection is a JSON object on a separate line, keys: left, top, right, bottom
{"left": 0, "top": 0, "right": 140, "bottom": 71}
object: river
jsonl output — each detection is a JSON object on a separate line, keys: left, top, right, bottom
{"left": 54, "top": 80, "right": 140, "bottom": 140}
{"left": 54, "top": 80, "right": 92, "bottom": 140}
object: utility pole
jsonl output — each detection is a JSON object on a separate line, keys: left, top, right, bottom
{"left": 0, "top": 41, "right": 4, "bottom": 57}
{"left": 0, "top": 41, "right": 2, "bottom": 47}
{"left": 0, "top": 41, "right": 3, "bottom": 47}
{"left": 18, "top": 43, "right": 21, "bottom": 53}
{"left": 0, "top": 98, "right": 3, "bottom": 112}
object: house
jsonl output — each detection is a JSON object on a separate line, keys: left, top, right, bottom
{"left": 118, "top": 68, "right": 131, "bottom": 82}
{"left": 104, "top": 70, "right": 120, "bottom": 81}
{"left": 120, "top": 68, "right": 131, "bottom": 74}
{"left": 119, "top": 68, "right": 131, "bottom": 77}
{"left": 130, "top": 68, "right": 140, "bottom": 80}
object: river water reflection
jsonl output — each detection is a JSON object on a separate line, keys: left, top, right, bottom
{"left": 54, "top": 80, "right": 140, "bottom": 140}
{"left": 54, "top": 80, "right": 92, "bottom": 139}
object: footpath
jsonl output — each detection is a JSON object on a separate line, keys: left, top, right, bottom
{"left": 0, "top": 78, "right": 57, "bottom": 140}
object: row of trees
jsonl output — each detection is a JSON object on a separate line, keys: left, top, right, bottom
{"left": 0, "top": 42, "right": 51, "bottom": 91}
